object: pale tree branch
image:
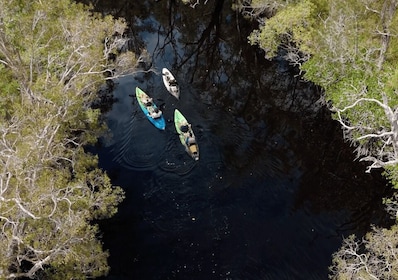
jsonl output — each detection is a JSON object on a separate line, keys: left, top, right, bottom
{"left": 331, "top": 226, "right": 398, "bottom": 279}
{"left": 0, "top": 2, "right": 126, "bottom": 278}
{"left": 334, "top": 93, "right": 398, "bottom": 173}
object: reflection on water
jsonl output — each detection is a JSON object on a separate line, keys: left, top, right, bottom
{"left": 87, "top": 0, "right": 393, "bottom": 279}
{"left": 105, "top": 73, "right": 223, "bottom": 176}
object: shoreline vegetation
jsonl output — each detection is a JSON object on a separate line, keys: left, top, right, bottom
{"left": 1, "top": 0, "right": 396, "bottom": 278}
{"left": 234, "top": 0, "right": 398, "bottom": 278}
{"left": 0, "top": 0, "right": 137, "bottom": 278}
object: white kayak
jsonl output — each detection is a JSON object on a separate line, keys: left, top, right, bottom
{"left": 162, "top": 68, "right": 180, "bottom": 99}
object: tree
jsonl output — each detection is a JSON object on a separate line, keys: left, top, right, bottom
{"left": 235, "top": 0, "right": 290, "bottom": 19}
{"left": 246, "top": 0, "right": 328, "bottom": 66}
{"left": 244, "top": 0, "right": 398, "bottom": 176}
{"left": 301, "top": 0, "right": 398, "bottom": 176}
{"left": 330, "top": 225, "right": 398, "bottom": 279}
{"left": 0, "top": 0, "right": 131, "bottom": 278}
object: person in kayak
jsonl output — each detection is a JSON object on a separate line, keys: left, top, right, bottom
{"left": 186, "top": 136, "right": 196, "bottom": 146}
{"left": 169, "top": 79, "right": 178, "bottom": 87}
{"left": 148, "top": 107, "right": 162, "bottom": 119}
{"left": 143, "top": 96, "right": 153, "bottom": 106}
{"left": 180, "top": 123, "right": 195, "bottom": 145}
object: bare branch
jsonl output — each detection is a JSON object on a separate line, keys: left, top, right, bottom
{"left": 334, "top": 92, "right": 398, "bottom": 172}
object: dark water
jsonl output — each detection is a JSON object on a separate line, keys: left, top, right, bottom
{"left": 87, "top": 1, "right": 392, "bottom": 279}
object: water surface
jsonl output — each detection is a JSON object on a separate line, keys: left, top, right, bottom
{"left": 90, "top": 1, "right": 392, "bottom": 279}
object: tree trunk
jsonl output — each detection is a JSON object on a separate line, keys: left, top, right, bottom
{"left": 377, "top": 0, "right": 397, "bottom": 70}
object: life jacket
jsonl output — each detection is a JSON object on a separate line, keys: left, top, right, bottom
{"left": 189, "top": 144, "right": 197, "bottom": 154}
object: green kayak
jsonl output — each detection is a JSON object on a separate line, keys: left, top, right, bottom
{"left": 174, "top": 109, "right": 199, "bottom": 161}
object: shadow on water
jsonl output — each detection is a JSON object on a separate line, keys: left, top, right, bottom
{"left": 82, "top": 0, "right": 395, "bottom": 279}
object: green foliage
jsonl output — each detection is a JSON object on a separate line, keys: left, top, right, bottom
{"left": 330, "top": 226, "right": 398, "bottom": 279}
{"left": 246, "top": 0, "right": 398, "bottom": 171}
{"left": 0, "top": 0, "right": 128, "bottom": 278}
{"left": 37, "top": 225, "right": 110, "bottom": 280}
{"left": 248, "top": 0, "right": 328, "bottom": 58}
{"left": 301, "top": 1, "right": 385, "bottom": 92}
{"left": 0, "top": 64, "right": 19, "bottom": 118}
{"left": 384, "top": 165, "right": 398, "bottom": 190}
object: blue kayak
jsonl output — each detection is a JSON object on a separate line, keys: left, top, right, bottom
{"left": 135, "top": 87, "right": 165, "bottom": 130}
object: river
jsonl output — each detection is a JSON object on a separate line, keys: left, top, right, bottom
{"left": 86, "top": 0, "right": 392, "bottom": 279}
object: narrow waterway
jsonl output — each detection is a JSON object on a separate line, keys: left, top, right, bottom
{"left": 87, "top": 1, "right": 392, "bottom": 279}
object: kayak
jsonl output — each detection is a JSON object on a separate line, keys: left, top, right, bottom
{"left": 174, "top": 109, "right": 199, "bottom": 161}
{"left": 135, "top": 87, "right": 166, "bottom": 130}
{"left": 162, "top": 68, "right": 180, "bottom": 99}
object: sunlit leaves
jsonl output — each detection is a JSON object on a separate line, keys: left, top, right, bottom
{"left": 330, "top": 226, "right": 398, "bottom": 279}
{"left": 244, "top": 0, "right": 398, "bottom": 173}
{"left": 0, "top": 64, "right": 19, "bottom": 118}
{"left": 0, "top": 0, "right": 127, "bottom": 278}
{"left": 247, "top": 0, "right": 329, "bottom": 59}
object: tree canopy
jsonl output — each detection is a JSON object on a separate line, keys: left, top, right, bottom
{"left": 247, "top": 0, "right": 398, "bottom": 176}
{"left": 0, "top": 0, "right": 133, "bottom": 278}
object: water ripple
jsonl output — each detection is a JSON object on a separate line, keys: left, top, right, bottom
{"left": 110, "top": 110, "right": 168, "bottom": 171}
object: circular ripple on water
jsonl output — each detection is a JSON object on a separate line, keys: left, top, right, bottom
{"left": 109, "top": 111, "right": 169, "bottom": 171}
{"left": 156, "top": 123, "right": 224, "bottom": 177}
{"left": 156, "top": 138, "right": 199, "bottom": 176}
